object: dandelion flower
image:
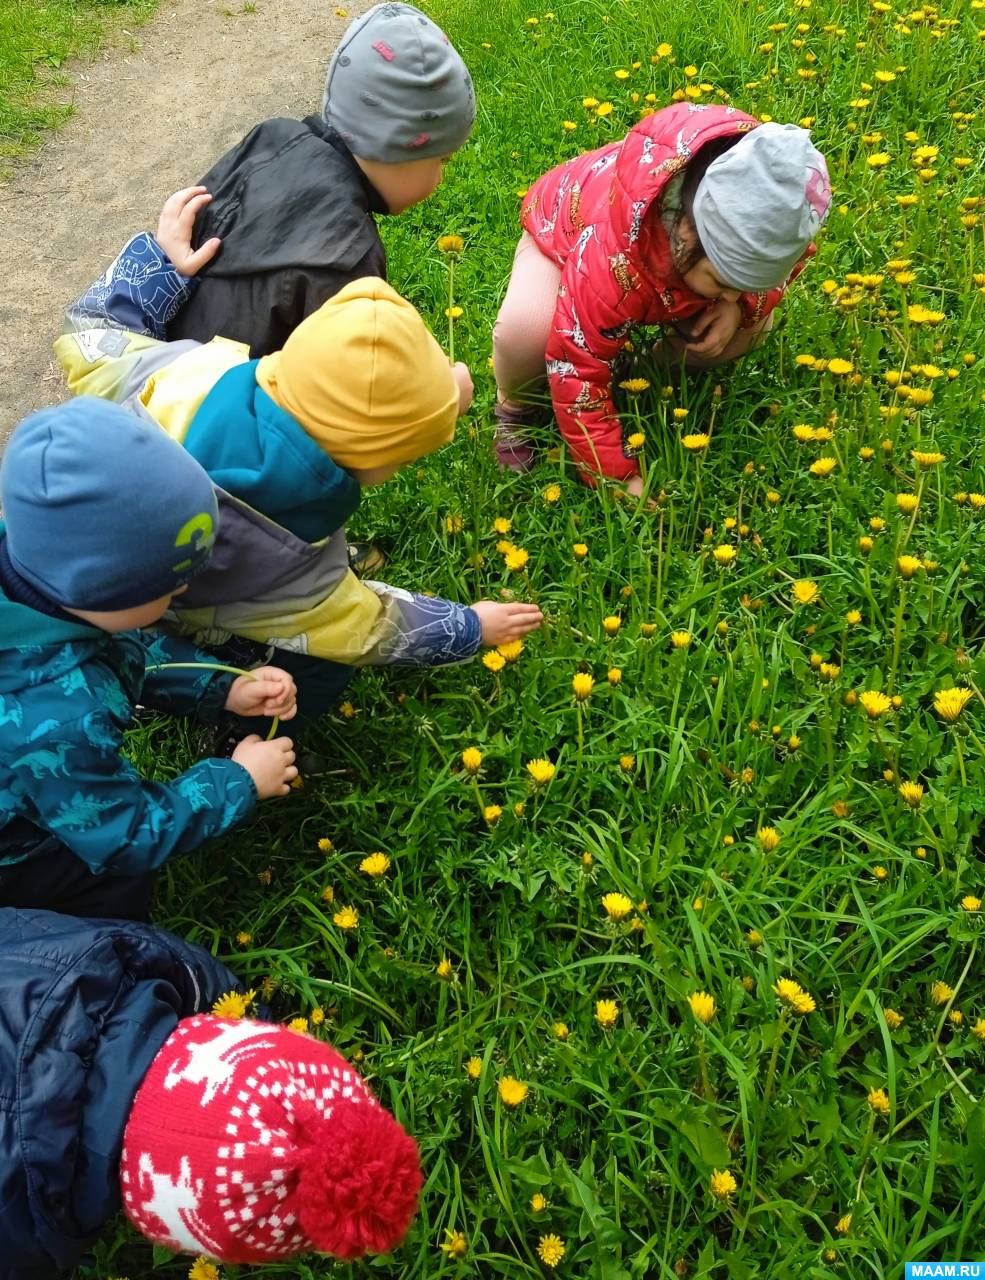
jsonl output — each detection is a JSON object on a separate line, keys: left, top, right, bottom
{"left": 602, "top": 615, "right": 622, "bottom": 635}
{"left": 682, "top": 432, "right": 711, "bottom": 451}
{"left": 809, "top": 457, "right": 837, "bottom": 477}
{"left": 211, "top": 989, "right": 255, "bottom": 1020}
{"left": 860, "top": 690, "right": 893, "bottom": 719}
{"left": 436, "top": 958, "right": 453, "bottom": 980}
{"left": 907, "top": 304, "right": 945, "bottom": 325}
{"left": 360, "top": 851, "right": 391, "bottom": 877}
{"left": 972, "top": 1019, "right": 985, "bottom": 1043}
{"left": 498, "top": 639, "right": 524, "bottom": 662}
{"left": 437, "top": 234, "right": 464, "bottom": 255}
{"left": 484, "top": 804, "right": 503, "bottom": 824}
{"left": 961, "top": 895, "right": 982, "bottom": 913}
{"left": 912, "top": 450, "right": 945, "bottom": 466}
{"left": 774, "top": 977, "right": 815, "bottom": 1013}
{"left": 573, "top": 542, "right": 589, "bottom": 560}
{"left": 504, "top": 548, "right": 529, "bottom": 572}
{"left": 883, "top": 1007, "right": 904, "bottom": 1030}
{"left": 543, "top": 482, "right": 562, "bottom": 503}
{"left": 710, "top": 1169, "right": 737, "bottom": 1200}
{"left": 933, "top": 688, "right": 973, "bottom": 722}
{"left": 317, "top": 837, "right": 333, "bottom": 853}
{"left": 835, "top": 1214, "right": 853, "bottom": 1235}
{"left": 898, "top": 780, "right": 924, "bottom": 807}
{"left": 757, "top": 826, "right": 781, "bottom": 852}
{"left": 595, "top": 998, "right": 619, "bottom": 1029}
{"left": 440, "top": 1229, "right": 468, "bottom": 1257}
{"left": 747, "top": 928, "right": 764, "bottom": 946}
{"left": 619, "top": 377, "right": 651, "bottom": 393}
{"left": 868, "top": 1087, "right": 890, "bottom": 1115}
{"left": 792, "top": 579, "right": 819, "bottom": 605}
{"left": 537, "top": 1235, "right": 566, "bottom": 1267}
{"left": 670, "top": 630, "right": 692, "bottom": 649}
{"left": 931, "top": 980, "right": 954, "bottom": 1005}
{"left": 572, "top": 672, "right": 595, "bottom": 700}
{"left": 601, "top": 891, "right": 634, "bottom": 920}
{"left": 526, "top": 758, "right": 556, "bottom": 785}
{"left": 688, "top": 991, "right": 716, "bottom": 1024}
{"left": 619, "top": 753, "right": 636, "bottom": 772}
{"left": 287, "top": 1017, "right": 309, "bottom": 1034}
{"left": 462, "top": 747, "right": 483, "bottom": 773}
{"left": 713, "top": 544, "right": 737, "bottom": 566}
{"left": 552, "top": 1022, "right": 569, "bottom": 1041}
{"left": 189, "top": 1259, "right": 221, "bottom": 1280}
{"left": 498, "top": 1076, "right": 529, "bottom": 1106}
{"left": 333, "top": 905, "right": 359, "bottom": 930}
{"left": 607, "top": 667, "right": 622, "bottom": 686}
{"left": 465, "top": 1056, "right": 482, "bottom": 1080}
{"left": 827, "top": 357, "right": 855, "bottom": 374}
{"left": 483, "top": 651, "right": 506, "bottom": 673}
{"left": 897, "top": 555, "right": 922, "bottom": 579}
{"left": 627, "top": 431, "right": 646, "bottom": 451}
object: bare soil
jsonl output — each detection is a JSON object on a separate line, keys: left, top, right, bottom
{"left": 0, "top": 0, "right": 371, "bottom": 445}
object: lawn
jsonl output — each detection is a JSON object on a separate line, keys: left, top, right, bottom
{"left": 0, "top": 0, "right": 153, "bottom": 169}
{"left": 94, "top": 0, "right": 984, "bottom": 1276}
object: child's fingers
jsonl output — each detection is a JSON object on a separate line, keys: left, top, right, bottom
{"left": 177, "top": 191, "right": 213, "bottom": 228}
{"left": 184, "top": 237, "right": 222, "bottom": 274}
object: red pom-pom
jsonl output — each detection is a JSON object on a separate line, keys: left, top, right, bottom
{"left": 294, "top": 1100, "right": 423, "bottom": 1259}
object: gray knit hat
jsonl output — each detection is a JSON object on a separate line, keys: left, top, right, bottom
{"left": 322, "top": 3, "right": 475, "bottom": 163}
{"left": 691, "top": 123, "right": 831, "bottom": 291}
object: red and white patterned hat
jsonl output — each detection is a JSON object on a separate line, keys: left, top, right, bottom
{"left": 120, "top": 1016, "right": 422, "bottom": 1263}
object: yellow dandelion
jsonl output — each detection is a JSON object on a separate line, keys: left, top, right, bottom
{"left": 601, "top": 891, "right": 634, "bottom": 920}
{"left": 484, "top": 804, "right": 503, "bottom": 824}
{"left": 898, "top": 780, "right": 924, "bottom": 807}
{"left": 462, "top": 747, "right": 483, "bottom": 773}
{"left": 827, "top": 358, "right": 855, "bottom": 374}
{"left": 543, "top": 482, "right": 562, "bottom": 503}
{"left": 627, "top": 431, "right": 646, "bottom": 451}
{"left": 618, "top": 753, "right": 636, "bottom": 772}
{"left": 526, "top": 757, "right": 556, "bottom": 785}
{"left": 211, "top": 989, "right": 254, "bottom": 1020}
{"left": 465, "top": 1056, "right": 482, "bottom": 1080}
{"left": 552, "top": 1022, "right": 569, "bottom": 1042}
{"left": 931, "top": 980, "right": 955, "bottom": 1005}
{"left": 440, "top": 1229, "right": 468, "bottom": 1258}
{"left": 595, "top": 998, "right": 619, "bottom": 1029}
{"left": 360, "top": 851, "right": 391, "bottom": 877}
{"left": 682, "top": 432, "right": 711, "bottom": 451}
{"left": 436, "top": 958, "right": 453, "bottom": 980}
{"left": 688, "top": 991, "right": 716, "bottom": 1024}
{"left": 437, "top": 234, "right": 464, "bottom": 254}
{"left": 498, "top": 639, "right": 524, "bottom": 661}
{"left": 972, "top": 1019, "right": 985, "bottom": 1043}
{"left": 710, "top": 1169, "right": 737, "bottom": 1200}
{"left": 607, "top": 667, "right": 622, "bottom": 686}
{"left": 792, "top": 579, "right": 819, "bottom": 605}
{"left": 498, "top": 1076, "right": 529, "bottom": 1106}
{"left": 757, "top": 826, "right": 781, "bottom": 852}
{"left": 571, "top": 672, "right": 595, "bottom": 702}
{"left": 602, "top": 615, "right": 622, "bottom": 635}
{"left": 835, "top": 1214, "right": 853, "bottom": 1235}
{"left": 573, "top": 542, "right": 589, "bottom": 560}
{"left": 537, "top": 1235, "right": 566, "bottom": 1267}
{"left": 670, "top": 630, "right": 692, "bottom": 649}
{"left": 483, "top": 651, "right": 506, "bottom": 673}
{"left": 868, "top": 1087, "right": 890, "bottom": 1115}
{"left": 897, "top": 555, "right": 922, "bottom": 579}
{"left": 859, "top": 690, "right": 893, "bottom": 719}
{"left": 809, "top": 457, "right": 837, "bottom": 477}
{"left": 961, "top": 895, "right": 982, "bottom": 913}
{"left": 883, "top": 1007, "right": 904, "bottom": 1030}
{"left": 933, "top": 688, "right": 973, "bottom": 722}
{"left": 333, "top": 905, "right": 359, "bottom": 930}
{"left": 188, "top": 1259, "right": 220, "bottom": 1280}
{"left": 504, "top": 548, "right": 529, "bottom": 572}
{"left": 713, "top": 544, "right": 737, "bottom": 566}
{"left": 317, "top": 837, "right": 333, "bottom": 853}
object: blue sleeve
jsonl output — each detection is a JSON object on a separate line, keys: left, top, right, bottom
{"left": 134, "top": 627, "right": 234, "bottom": 721}
{"left": 66, "top": 233, "right": 196, "bottom": 340}
{"left": 364, "top": 586, "right": 483, "bottom": 666}
{"left": 13, "top": 717, "right": 257, "bottom": 877}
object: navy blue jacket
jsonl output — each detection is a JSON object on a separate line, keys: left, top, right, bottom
{"left": 0, "top": 908, "right": 239, "bottom": 1279}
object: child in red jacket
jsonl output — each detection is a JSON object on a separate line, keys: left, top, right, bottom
{"left": 492, "top": 104, "right": 831, "bottom": 493}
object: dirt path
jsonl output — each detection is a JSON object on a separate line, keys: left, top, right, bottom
{"left": 0, "top": 0, "right": 371, "bottom": 446}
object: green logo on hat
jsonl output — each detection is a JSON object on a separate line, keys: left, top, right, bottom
{"left": 172, "top": 511, "right": 216, "bottom": 573}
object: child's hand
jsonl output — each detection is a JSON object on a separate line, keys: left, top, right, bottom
{"left": 231, "top": 735, "right": 298, "bottom": 799}
{"left": 619, "top": 473, "right": 658, "bottom": 511}
{"left": 472, "top": 600, "right": 544, "bottom": 646}
{"left": 684, "top": 299, "right": 742, "bottom": 359}
{"left": 156, "top": 186, "right": 221, "bottom": 277}
{"left": 224, "top": 667, "right": 298, "bottom": 720}
{"left": 453, "top": 362, "right": 474, "bottom": 415}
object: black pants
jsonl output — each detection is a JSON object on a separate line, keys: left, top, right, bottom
{"left": 0, "top": 844, "right": 155, "bottom": 920}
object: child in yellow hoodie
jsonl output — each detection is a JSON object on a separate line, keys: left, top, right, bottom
{"left": 56, "top": 188, "right": 542, "bottom": 726}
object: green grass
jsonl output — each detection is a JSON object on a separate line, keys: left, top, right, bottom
{"left": 93, "top": 0, "right": 985, "bottom": 1276}
{"left": 0, "top": 0, "right": 154, "bottom": 167}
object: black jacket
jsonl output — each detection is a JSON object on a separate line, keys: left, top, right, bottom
{"left": 167, "top": 115, "right": 388, "bottom": 356}
{"left": 0, "top": 909, "right": 238, "bottom": 1279}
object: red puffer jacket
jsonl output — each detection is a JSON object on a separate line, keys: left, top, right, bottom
{"left": 520, "top": 102, "right": 815, "bottom": 482}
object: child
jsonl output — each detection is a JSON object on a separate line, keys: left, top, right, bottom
{"left": 54, "top": 190, "right": 543, "bottom": 730}
{"left": 492, "top": 104, "right": 831, "bottom": 490}
{"left": 0, "top": 907, "right": 421, "bottom": 1276}
{"left": 0, "top": 400, "right": 299, "bottom": 920}
{"left": 166, "top": 2, "right": 475, "bottom": 356}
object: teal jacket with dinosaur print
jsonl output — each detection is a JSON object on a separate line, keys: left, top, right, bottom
{"left": 0, "top": 533, "right": 257, "bottom": 876}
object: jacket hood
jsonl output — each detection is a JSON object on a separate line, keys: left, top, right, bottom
{"left": 184, "top": 361, "right": 362, "bottom": 544}
{"left": 610, "top": 102, "right": 762, "bottom": 260}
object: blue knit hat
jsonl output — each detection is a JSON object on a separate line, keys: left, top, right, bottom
{"left": 0, "top": 399, "right": 219, "bottom": 610}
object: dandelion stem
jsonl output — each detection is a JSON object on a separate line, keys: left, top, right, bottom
{"left": 144, "top": 661, "right": 280, "bottom": 739}
{"left": 447, "top": 255, "right": 456, "bottom": 365}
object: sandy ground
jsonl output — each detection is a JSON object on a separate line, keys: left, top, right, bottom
{"left": 0, "top": 0, "right": 371, "bottom": 446}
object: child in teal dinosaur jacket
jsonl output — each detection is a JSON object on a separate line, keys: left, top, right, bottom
{"left": 0, "top": 400, "right": 298, "bottom": 919}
